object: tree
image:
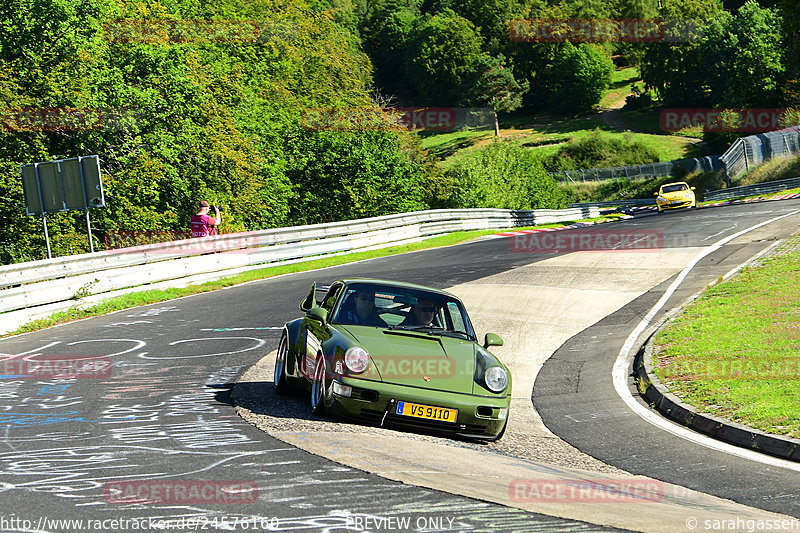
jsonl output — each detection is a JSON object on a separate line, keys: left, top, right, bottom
{"left": 361, "top": 4, "right": 419, "bottom": 92}
{"left": 778, "top": 0, "right": 800, "bottom": 105}
{"left": 435, "top": 0, "right": 526, "bottom": 56}
{"left": 612, "top": 0, "right": 659, "bottom": 66}
{"left": 286, "top": 130, "right": 427, "bottom": 224}
{"left": 403, "top": 10, "right": 483, "bottom": 104}
{"left": 546, "top": 43, "right": 613, "bottom": 113}
{"left": 700, "top": 1, "right": 785, "bottom": 108}
{"left": 640, "top": 0, "right": 724, "bottom": 106}
{"left": 0, "top": 0, "right": 419, "bottom": 262}
{"left": 459, "top": 54, "right": 529, "bottom": 135}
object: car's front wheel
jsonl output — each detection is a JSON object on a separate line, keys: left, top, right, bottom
{"left": 310, "top": 352, "right": 327, "bottom": 415}
{"left": 274, "top": 332, "right": 289, "bottom": 394}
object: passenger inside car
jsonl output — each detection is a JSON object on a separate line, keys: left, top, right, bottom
{"left": 399, "top": 298, "right": 439, "bottom": 327}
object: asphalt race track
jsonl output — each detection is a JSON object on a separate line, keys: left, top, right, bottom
{"left": 535, "top": 201, "right": 800, "bottom": 518}
{"left": 1, "top": 199, "right": 799, "bottom": 532}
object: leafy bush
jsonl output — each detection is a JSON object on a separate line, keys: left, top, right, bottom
{"left": 286, "top": 130, "right": 427, "bottom": 224}
{"left": 546, "top": 43, "right": 614, "bottom": 113}
{"left": 542, "top": 129, "right": 661, "bottom": 172}
{"left": 444, "top": 140, "right": 570, "bottom": 210}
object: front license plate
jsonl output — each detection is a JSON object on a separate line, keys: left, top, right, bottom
{"left": 670, "top": 200, "right": 683, "bottom": 205}
{"left": 396, "top": 401, "right": 457, "bottom": 423}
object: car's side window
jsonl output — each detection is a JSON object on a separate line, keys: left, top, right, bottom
{"left": 445, "top": 302, "right": 466, "bottom": 333}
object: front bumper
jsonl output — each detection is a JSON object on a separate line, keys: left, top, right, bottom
{"left": 329, "top": 377, "right": 510, "bottom": 439}
{"left": 657, "top": 199, "right": 695, "bottom": 211}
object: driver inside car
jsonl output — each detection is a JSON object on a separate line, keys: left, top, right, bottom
{"left": 337, "top": 289, "right": 388, "bottom": 327}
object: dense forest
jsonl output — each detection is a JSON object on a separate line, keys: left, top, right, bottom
{"left": 0, "top": 0, "right": 797, "bottom": 263}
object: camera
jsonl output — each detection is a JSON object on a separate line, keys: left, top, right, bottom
{"left": 210, "top": 205, "right": 223, "bottom": 212}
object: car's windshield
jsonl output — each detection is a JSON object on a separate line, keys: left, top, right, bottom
{"left": 661, "top": 184, "right": 688, "bottom": 193}
{"left": 331, "top": 282, "right": 476, "bottom": 340}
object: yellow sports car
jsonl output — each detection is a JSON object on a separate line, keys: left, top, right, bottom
{"left": 655, "top": 182, "right": 696, "bottom": 213}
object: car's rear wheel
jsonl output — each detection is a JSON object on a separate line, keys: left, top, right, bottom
{"left": 310, "top": 352, "right": 327, "bottom": 415}
{"left": 274, "top": 332, "right": 289, "bottom": 394}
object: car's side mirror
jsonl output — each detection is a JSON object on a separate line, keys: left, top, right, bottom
{"left": 653, "top": 192, "right": 659, "bottom": 196}
{"left": 299, "top": 282, "right": 317, "bottom": 312}
{"left": 306, "top": 307, "right": 328, "bottom": 324}
{"left": 691, "top": 186, "right": 696, "bottom": 190}
{"left": 484, "top": 333, "right": 503, "bottom": 348}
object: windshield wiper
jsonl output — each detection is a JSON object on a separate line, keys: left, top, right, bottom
{"left": 431, "top": 330, "right": 474, "bottom": 341}
{"left": 387, "top": 324, "right": 442, "bottom": 331}
{"left": 386, "top": 325, "right": 474, "bottom": 341}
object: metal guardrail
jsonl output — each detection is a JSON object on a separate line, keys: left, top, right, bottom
{"left": 550, "top": 127, "right": 800, "bottom": 184}
{"left": 704, "top": 176, "right": 800, "bottom": 202}
{"left": 569, "top": 199, "right": 655, "bottom": 208}
{"left": 0, "top": 206, "right": 599, "bottom": 334}
{"left": 719, "top": 127, "right": 800, "bottom": 181}
{"left": 550, "top": 156, "right": 720, "bottom": 183}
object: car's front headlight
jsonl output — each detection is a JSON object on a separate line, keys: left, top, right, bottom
{"left": 484, "top": 366, "right": 508, "bottom": 392}
{"left": 344, "top": 346, "right": 369, "bottom": 373}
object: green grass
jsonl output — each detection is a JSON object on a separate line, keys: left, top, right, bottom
{"left": 618, "top": 108, "right": 706, "bottom": 140}
{"left": 426, "top": 120, "right": 703, "bottom": 169}
{"left": 421, "top": 94, "right": 703, "bottom": 169}
{"left": 4, "top": 216, "right": 624, "bottom": 338}
{"left": 736, "top": 152, "right": 800, "bottom": 187}
{"left": 652, "top": 234, "right": 800, "bottom": 439}
{"left": 600, "top": 66, "right": 644, "bottom": 108}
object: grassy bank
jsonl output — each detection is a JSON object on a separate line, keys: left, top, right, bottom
{"left": 421, "top": 114, "right": 703, "bottom": 170}
{"left": 736, "top": 154, "right": 800, "bottom": 187}
{"left": 652, "top": 233, "right": 800, "bottom": 439}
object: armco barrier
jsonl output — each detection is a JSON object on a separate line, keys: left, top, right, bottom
{"left": 720, "top": 126, "right": 800, "bottom": 182}
{"left": 0, "top": 207, "right": 599, "bottom": 334}
{"left": 569, "top": 199, "right": 655, "bottom": 208}
{"left": 703, "top": 176, "right": 800, "bottom": 202}
{"left": 550, "top": 156, "right": 721, "bottom": 183}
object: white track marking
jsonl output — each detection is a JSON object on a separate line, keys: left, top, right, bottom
{"left": 613, "top": 210, "right": 800, "bottom": 472}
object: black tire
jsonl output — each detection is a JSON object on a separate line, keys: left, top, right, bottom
{"left": 310, "top": 352, "right": 327, "bottom": 415}
{"left": 273, "top": 332, "right": 289, "bottom": 394}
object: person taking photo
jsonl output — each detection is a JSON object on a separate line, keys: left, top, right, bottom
{"left": 190, "top": 200, "right": 221, "bottom": 238}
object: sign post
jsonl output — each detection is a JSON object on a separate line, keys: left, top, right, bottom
{"left": 21, "top": 155, "right": 105, "bottom": 259}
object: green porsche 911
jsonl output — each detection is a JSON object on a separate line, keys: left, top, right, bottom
{"left": 274, "top": 279, "right": 511, "bottom": 441}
